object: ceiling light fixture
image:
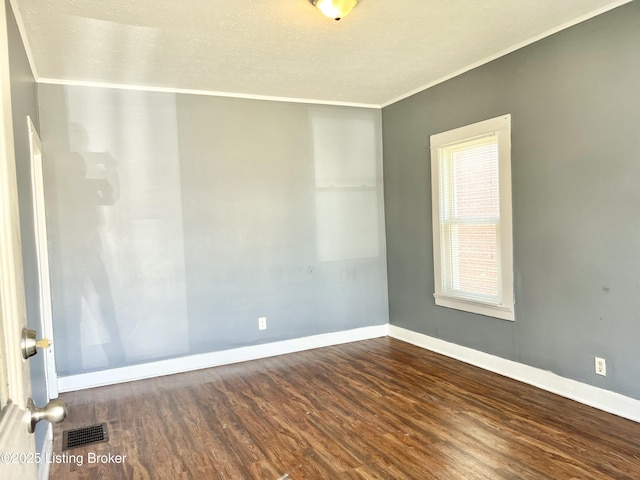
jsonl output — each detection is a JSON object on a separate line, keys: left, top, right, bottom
{"left": 310, "top": 0, "right": 359, "bottom": 21}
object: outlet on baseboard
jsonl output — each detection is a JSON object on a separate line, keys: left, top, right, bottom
{"left": 258, "top": 316, "right": 267, "bottom": 331}
{"left": 595, "top": 357, "right": 606, "bottom": 376}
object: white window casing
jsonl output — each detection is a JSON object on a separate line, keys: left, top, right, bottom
{"left": 430, "top": 114, "right": 514, "bottom": 321}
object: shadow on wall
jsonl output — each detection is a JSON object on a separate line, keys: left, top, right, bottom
{"left": 53, "top": 124, "right": 126, "bottom": 371}
{"left": 45, "top": 87, "right": 190, "bottom": 376}
{"left": 40, "top": 85, "right": 388, "bottom": 376}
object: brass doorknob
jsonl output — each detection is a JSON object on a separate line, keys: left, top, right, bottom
{"left": 21, "top": 328, "right": 51, "bottom": 359}
{"left": 26, "top": 398, "right": 67, "bottom": 433}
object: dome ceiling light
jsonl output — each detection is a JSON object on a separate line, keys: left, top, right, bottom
{"left": 310, "top": 0, "right": 359, "bottom": 21}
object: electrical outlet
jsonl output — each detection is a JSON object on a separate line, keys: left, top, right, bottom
{"left": 595, "top": 357, "right": 606, "bottom": 376}
{"left": 258, "top": 316, "right": 267, "bottom": 331}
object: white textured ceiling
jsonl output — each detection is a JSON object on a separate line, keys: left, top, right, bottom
{"left": 11, "top": 0, "right": 631, "bottom": 106}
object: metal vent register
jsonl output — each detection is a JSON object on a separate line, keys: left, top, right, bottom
{"left": 62, "top": 423, "right": 109, "bottom": 450}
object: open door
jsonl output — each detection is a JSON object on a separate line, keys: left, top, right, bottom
{"left": 0, "top": 2, "right": 65, "bottom": 478}
{"left": 0, "top": 0, "right": 37, "bottom": 475}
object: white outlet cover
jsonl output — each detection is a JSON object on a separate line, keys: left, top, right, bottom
{"left": 595, "top": 357, "right": 606, "bottom": 376}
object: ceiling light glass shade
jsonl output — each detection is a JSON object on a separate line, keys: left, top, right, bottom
{"left": 311, "top": 0, "right": 359, "bottom": 21}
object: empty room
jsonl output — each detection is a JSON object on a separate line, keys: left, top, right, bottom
{"left": 1, "top": 0, "right": 640, "bottom": 479}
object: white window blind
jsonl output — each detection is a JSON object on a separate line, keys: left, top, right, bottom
{"left": 430, "top": 115, "right": 514, "bottom": 321}
{"left": 440, "top": 135, "right": 500, "bottom": 303}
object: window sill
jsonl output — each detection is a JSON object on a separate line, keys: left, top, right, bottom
{"left": 434, "top": 294, "right": 514, "bottom": 321}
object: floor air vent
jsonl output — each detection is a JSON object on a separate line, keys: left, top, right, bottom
{"left": 62, "top": 423, "right": 109, "bottom": 450}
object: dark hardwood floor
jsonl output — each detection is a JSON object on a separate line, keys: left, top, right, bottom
{"left": 49, "top": 338, "right": 640, "bottom": 479}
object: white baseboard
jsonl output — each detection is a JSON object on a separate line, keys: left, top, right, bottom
{"left": 57, "top": 323, "right": 640, "bottom": 424}
{"left": 58, "top": 325, "right": 389, "bottom": 392}
{"left": 37, "top": 424, "right": 52, "bottom": 480}
{"left": 388, "top": 325, "right": 640, "bottom": 423}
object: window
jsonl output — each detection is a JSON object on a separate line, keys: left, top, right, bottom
{"left": 430, "top": 114, "right": 514, "bottom": 321}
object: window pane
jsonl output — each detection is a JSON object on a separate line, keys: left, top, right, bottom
{"left": 452, "top": 142, "right": 499, "bottom": 218}
{"left": 449, "top": 223, "right": 498, "bottom": 298}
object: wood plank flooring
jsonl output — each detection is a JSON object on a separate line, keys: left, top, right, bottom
{"left": 49, "top": 338, "right": 640, "bottom": 479}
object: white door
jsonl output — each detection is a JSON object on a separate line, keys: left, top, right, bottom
{"left": 0, "top": 1, "right": 38, "bottom": 478}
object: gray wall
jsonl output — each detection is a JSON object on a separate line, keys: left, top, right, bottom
{"left": 6, "top": 0, "right": 48, "bottom": 457}
{"left": 37, "top": 85, "right": 389, "bottom": 376}
{"left": 382, "top": 1, "right": 640, "bottom": 399}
